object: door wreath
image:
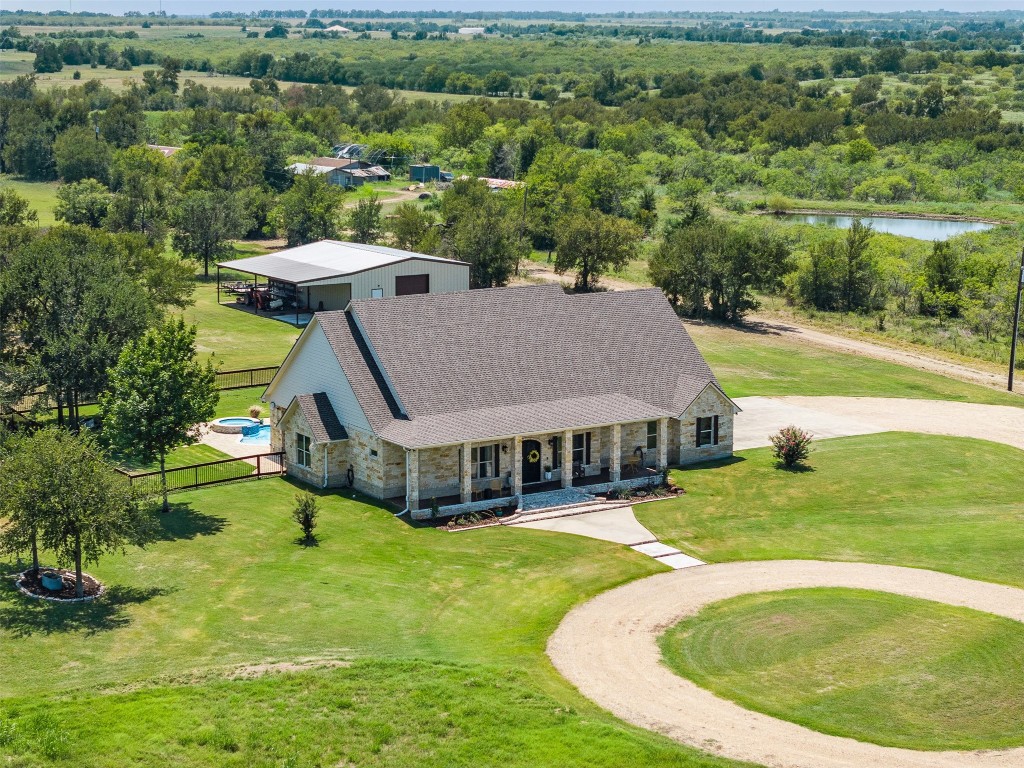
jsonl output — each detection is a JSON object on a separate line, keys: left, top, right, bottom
{"left": 526, "top": 449, "right": 540, "bottom": 464}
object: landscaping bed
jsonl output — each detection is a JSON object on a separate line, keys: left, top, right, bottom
{"left": 16, "top": 568, "right": 103, "bottom": 601}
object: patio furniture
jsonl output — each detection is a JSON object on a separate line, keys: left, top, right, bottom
{"left": 624, "top": 455, "right": 641, "bottom": 476}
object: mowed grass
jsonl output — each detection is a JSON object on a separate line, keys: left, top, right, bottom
{"left": 182, "top": 279, "right": 299, "bottom": 370}
{"left": 0, "top": 479, "right": 733, "bottom": 766}
{"left": 686, "top": 321, "right": 1024, "bottom": 407}
{"left": 0, "top": 175, "right": 59, "bottom": 226}
{"left": 659, "top": 588, "right": 1024, "bottom": 751}
{"left": 636, "top": 433, "right": 1024, "bottom": 588}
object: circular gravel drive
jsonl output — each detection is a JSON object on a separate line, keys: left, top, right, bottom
{"left": 548, "top": 560, "right": 1024, "bottom": 768}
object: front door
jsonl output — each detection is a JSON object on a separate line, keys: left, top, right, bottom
{"left": 522, "top": 439, "right": 542, "bottom": 484}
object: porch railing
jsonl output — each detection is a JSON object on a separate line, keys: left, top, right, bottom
{"left": 116, "top": 452, "right": 285, "bottom": 495}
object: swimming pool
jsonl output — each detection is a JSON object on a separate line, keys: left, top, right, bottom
{"left": 239, "top": 425, "right": 271, "bottom": 446}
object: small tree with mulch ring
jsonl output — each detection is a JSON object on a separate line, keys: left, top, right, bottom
{"left": 770, "top": 426, "right": 813, "bottom": 469}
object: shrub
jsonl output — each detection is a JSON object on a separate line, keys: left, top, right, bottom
{"left": 248, "top": 404, "right": 263, "bottom": 419}
{"left": 770, "top": 426, "right": 813, "bottom": 468}
{"left": 292, "top": 492, "right": 319, "bottom": 542}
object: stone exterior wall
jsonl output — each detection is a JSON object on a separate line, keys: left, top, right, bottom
{"left": 678, "top": 386, "right": 734, "bottom": 465}
{"left": 416, "top": 444, "right": 462, "bottom": 501}
{"left": 278, "top": 406, "right": 324, "bottom": 487}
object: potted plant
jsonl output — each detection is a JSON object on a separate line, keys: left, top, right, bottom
{"left": 543, "top": 464, "right": 552, "bottom": 480}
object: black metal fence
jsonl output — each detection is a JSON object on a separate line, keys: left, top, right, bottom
{"left": 7, "top": 366, "right": 282, "bottom": 417}
{"left": 118, "top": 452, "right": 286, "bottom": 495}
{"left": 215, "top": 366, "right": 280, "bottom": 391}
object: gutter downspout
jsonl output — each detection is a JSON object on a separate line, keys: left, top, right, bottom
{"left": 394, "top": 449, "right": 410, "bottom": 517}
{"left": 322, "top": 443, "right": 329, "bottom": 489}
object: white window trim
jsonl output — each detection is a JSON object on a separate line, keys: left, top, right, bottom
{"left": 296, "top": 433, "right": 312, "bottom": 467}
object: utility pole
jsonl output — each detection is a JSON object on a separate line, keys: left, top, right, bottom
{"left": 1008, "top": 246, "right": 1024, "bottom": 392}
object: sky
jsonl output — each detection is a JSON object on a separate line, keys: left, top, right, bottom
{"left": 6, "top": 1, "right": 1024, "bottom": 15}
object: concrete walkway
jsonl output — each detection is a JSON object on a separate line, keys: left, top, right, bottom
{"left": 734, "top": 396, "right": 1024, "bottom": 452}
{"left": 515, "top": 504, "right": 706, "bottom": 570}
{"left": 549, "top": 560, "right": 1024, "bottom": 768}
{"left": 198, "top": 424, "right": 271, "bottom": 459}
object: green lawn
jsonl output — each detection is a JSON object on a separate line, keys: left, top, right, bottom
{"left": 0, "top": 480, "right": 747, "bottom": 767}
{"left": 687, "top": 321, "right": 1024, "bottom": 407}
{"left": 637, "top": 433, "right": 1024, "bottom": 588}
{"left": 117, "top": 444, "right": 235, "bottom": 474}
{"left": 0, "top": 175, "right": 59, "bottom": 226}
{"left": 182, "top": 280, "right": 299, "bottom": 370}
{"left": 660, "top": 587, "right": 1024, "bottom": 751}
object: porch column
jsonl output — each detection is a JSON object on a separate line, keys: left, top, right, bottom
{"left": 561, "top": 429, "right": 573, "bottom": 488}
{"left": 657, "top": 417, "right": 669, "bottom": 470}
{"left": 512, "top": 436, "right": 523, "bottom": 499}
{"left": 407, "top": 449, "right": 419, "bottom": 512}
{"left": 460, "top": 442, "right": 472, "bottom": 504}
{"left": 610, "top": 424, "right": 621, "bottom": 482}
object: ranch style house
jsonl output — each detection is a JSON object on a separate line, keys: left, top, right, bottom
{"left": 263, "top": 284, "right": 738, "bottom": 519}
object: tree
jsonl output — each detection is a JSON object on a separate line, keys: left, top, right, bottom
{"left": 171, "top": 190, "right": 250, "bottom": 278}
{"left": 54, "top": 126, "right": 112, "bottom": 184}
{"left": 0, "top": 188, "right": 38, "bottom": 227}
{"left": 389, "top": 202, "right": 438, "bottom": 252}
{"left": 650, "top": 219, "right": 790, "bottom": 322}
{"left": 32, "top": 43, "right": 63, "bottom": 73}
{"left": 264, "top": 23, "right": 289, "bottom": 38}
{"left": 98, "top": 98, "right": 145, "bottom": 149}
{"left": 439, "top": 103, "right": 489, "bottom": 149}
{"left": 346, "top": 193, "right": 383, "bottom": 244}
{"left": 292, "top": 491, "right": 319, "bottom": 543}
{"left": 555, "top": 211, "right": 641, "bottom": 292}
{"left": 839, "top": 219, "right": 875, "bottom": 313}
{"left": 277, "top": 171, "right": 343, "bottom": 246}
{"left": 439, "top": 179, "right": 525, "bottom": 288}
{"left": 0, "top": 226, "right": 160, "bottom": 427}
{"left": 106, "top": 145, "right": 175, "bottom": 245}
{"left": 102, "top": 319, "right": 218, "bottom": 513}
{"left": 770, "top": 425, "right": 813, "bottom": 469}
{"left": 0, "top": 428, "right": 152, "bottom": 597}
{"left": 54, "top": 179, "right": 111, "bottom": 228}
{"left": 483, "top": 70, "right": 512, "bottom": 96}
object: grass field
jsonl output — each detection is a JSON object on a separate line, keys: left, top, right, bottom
{"left": 660, "top": 587, "right": 1024, "bottom": 751}
{"left": 0, "top": 175, "right": 59, "bottom": 227}
{"left": 0, "top": 479, "right": 746, "bottom": 767}
{"left": 637, "top": 433, "right": 1024, "bottom": 588}
{"left": 686, "top": 321, "right": 1024, "bottom": 407}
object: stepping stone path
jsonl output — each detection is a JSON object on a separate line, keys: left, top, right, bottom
{"left": 507, "top": 493, "right": 704, "bottom": 570}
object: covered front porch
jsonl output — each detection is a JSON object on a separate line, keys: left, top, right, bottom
{"left": 400, "top": 419, "right": 671, "bottom": 519}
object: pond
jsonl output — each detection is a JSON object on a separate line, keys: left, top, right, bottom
{"left": 780, "top": 213, "right": 994, "bottom": 241}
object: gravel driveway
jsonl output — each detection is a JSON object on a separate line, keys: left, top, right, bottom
{"left": 548, "top": 560, "right": 1024, "bottom": 768}
{"left": 734, "top": 396, "right": 1024, "bottom": 452}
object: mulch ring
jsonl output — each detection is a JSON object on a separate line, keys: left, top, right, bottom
{"left": 15, "top": 568, "right": 104, "bottom": 602}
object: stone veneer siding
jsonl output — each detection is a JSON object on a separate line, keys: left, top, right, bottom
{"left": 677, "top": 386, "right": 734, "bottom": 465}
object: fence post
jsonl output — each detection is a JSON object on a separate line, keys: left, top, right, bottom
{"left": 257, "top": 454, "right": 262, "bottom": 477}
{"left": 195, "top": 466, "right": 199, "bottom": 489}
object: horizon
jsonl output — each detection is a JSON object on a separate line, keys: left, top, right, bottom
{"left": 7, "top": 2, "right": 1024, "bottom": 16}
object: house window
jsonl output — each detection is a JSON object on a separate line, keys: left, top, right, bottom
{"left": 696, "top": 416, "right": 719, "bottom": 447}
{"left": 370, "top": 287, "right": 384, "bottom": 298}
{"left": 296, "top": 433, "right": 312, "bottom": 467}
{"left": 471, "top": 444, "right": 499, "bottom": 478}
{"left": 646, "top": 420, "right": 658, "bottom": 450}
{"left": 572, "top": 432, "right": 591, "bottom": 466}
{"left": 369, "top": 449, "right": 378, "bottom": 457}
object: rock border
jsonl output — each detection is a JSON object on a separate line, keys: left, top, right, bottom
{"left": 12, "top": 568, "right": 105, "bottom": 603}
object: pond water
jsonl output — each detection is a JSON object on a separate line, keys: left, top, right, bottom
{"left": 781, "top": 213, "right": 994, "bottom": 241}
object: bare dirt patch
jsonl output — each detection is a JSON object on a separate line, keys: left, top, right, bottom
{"left": 228, "top": 658, "right": 352, "bottom": 679}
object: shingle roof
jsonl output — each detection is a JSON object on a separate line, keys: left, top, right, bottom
{"left": 294, "top": 393, "right": 348, "bottom": 443}
{"left": 315, "top": 285, "right": 726, "bottom": 449}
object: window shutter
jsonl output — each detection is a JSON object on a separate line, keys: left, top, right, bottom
{"left": 493, "top": 443, "right": 500, "bottom": 477}
{"left": 713, "top": 415, "right": 719, "bottom": 445}
{"left": 585, "top": 432, "right": 592, "bottom": 465}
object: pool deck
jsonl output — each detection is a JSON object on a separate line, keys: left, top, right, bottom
{"left": 198, "top": 422, "right": 273, "bottom": 459}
